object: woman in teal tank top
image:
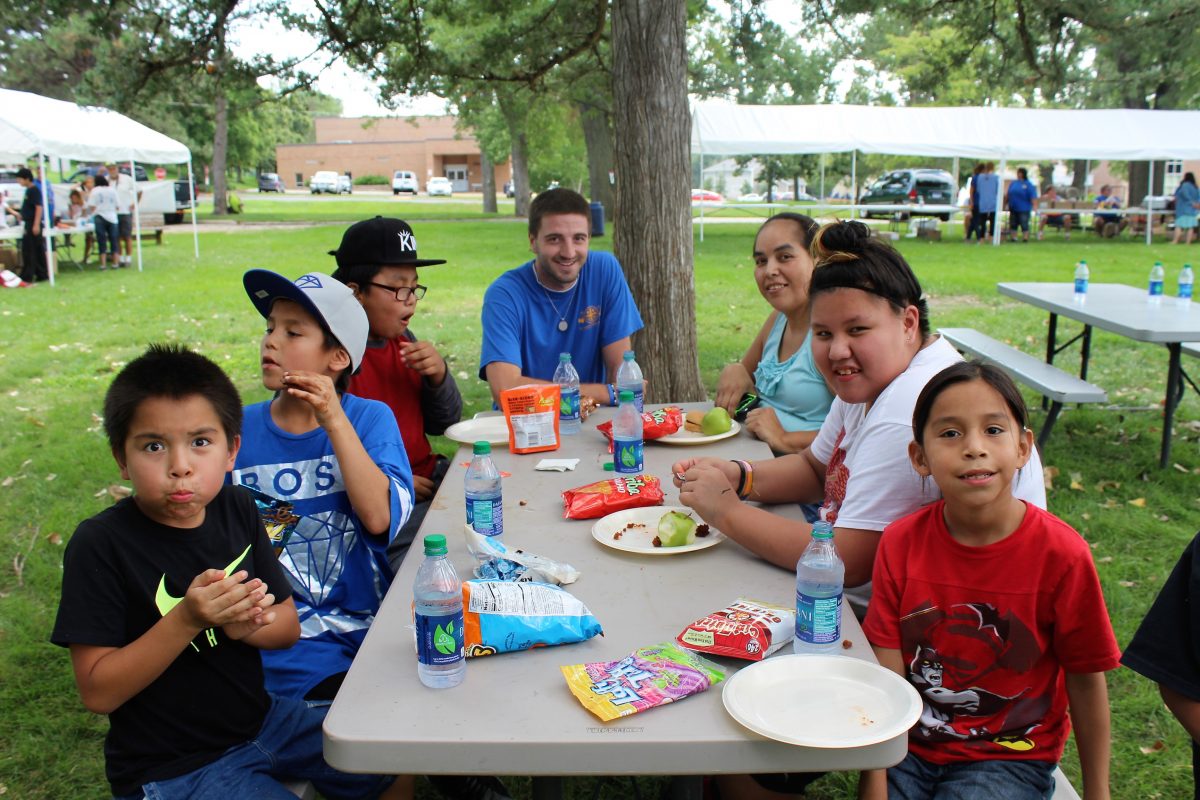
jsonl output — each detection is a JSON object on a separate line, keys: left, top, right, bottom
{"left": 715, "top": 213, "right": 834, "bottom": 454}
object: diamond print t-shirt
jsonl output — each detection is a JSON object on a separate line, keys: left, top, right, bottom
{"left": 231, "top": 393, "right": 414, "bottom": 698}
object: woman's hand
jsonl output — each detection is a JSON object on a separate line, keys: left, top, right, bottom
{"left": 715, "top": 363, "right": 755, "bottom": 414}
{"left": 677, "top": 462, "right": 741, "bottom": 529}
{"left": 743, "top": 406, "right": 786, "bottom": 451}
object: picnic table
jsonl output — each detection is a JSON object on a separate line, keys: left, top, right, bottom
{"left": 997, "top": 282, "right": 1200, "bottom": 467}
{"left": 323, "top": 404, "right": 902, "bottom": 798}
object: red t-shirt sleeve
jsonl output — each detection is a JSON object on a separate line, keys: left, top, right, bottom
{"left": 1050, "top": 536, "right": 1122, "bottom": 674}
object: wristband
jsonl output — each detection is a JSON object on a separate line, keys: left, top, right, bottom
{"left": 732, "top": 459, "right": 747, "bottom": 499}
{"left": 606, "top": 383, "right": 617, "bottom": 406}
{"left": 733, "top": 459, "right": 754, "bottom": 500}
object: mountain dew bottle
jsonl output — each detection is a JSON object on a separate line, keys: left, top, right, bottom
{"left": 613, "top": 389, "right": 643, "bottom": 474}
{"left": 413, "top": 534, "right": 465, "bottom": 688}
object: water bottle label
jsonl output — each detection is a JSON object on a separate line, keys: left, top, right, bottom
{"left": 559, "top": 388, "right": 581, "bottom": 422}
{"left": 631, "top": 388, "right": 644, "bottom": 413}
{"left": 1074, "top": 278, "right": 1088, "bottom": 295}
{"left": 795, "top": 590, "right": 842, "bottom": 644}
{"left": 1182, "top": 284, "right": 1194, "bottom": 300}
{"left": 614, "top": 438, "right": 643, "bottom": 474}
{"left": 1149, "top": 280, "right": 1164, "bottom": 297}
{"left": 415, "top": 610, "right": 464, "bottom": 666}
{"left": 467, "top": 498, "right": 504, "bottom": 537}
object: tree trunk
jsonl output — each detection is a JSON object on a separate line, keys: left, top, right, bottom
{"left": 210, "top": 24, "right": 229, "bottom": 217}
{"left": 481, "top": 148, "right": 497, "bottom": 214}
{"left": 1071, "top": 160, "right": 1087, "bottom": 193}
{"left": 612, "top": 0, "right": 704, "bottom": 403}
{"left": 510, "top": 131, "right": 531, "bottom": 217}
{"left": 579, "top": 101, "right": 615, "bottom": 216}
{"left": 1127, "top": 162, "right": 1164, "bottom": 203}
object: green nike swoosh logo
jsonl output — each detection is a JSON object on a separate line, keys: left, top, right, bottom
{"left": 154, "top": 544, "right": 253, "bottom": 618}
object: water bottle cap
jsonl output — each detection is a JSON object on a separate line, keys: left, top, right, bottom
{"left": 618, "top": 389, "right": 635, "bottom": 403}
{"left": 623, "top": 350, "right": 635, "bottom": 361}
{"left": 423, "top": 534, "right": 448, "bottom": 555}
{"left": 811, "top": 521, "right": 834, "bottom": 540}
{"left": 473, "top": 441, "right": 491, "bottom": 455}
{"left": 559, "top": 352, "right": 571, "bottom": 362}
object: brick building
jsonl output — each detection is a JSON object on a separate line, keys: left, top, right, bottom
{"left": 276, "top": 116, "right": 510, "bottom": 192}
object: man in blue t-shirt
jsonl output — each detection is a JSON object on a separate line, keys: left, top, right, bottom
{"left": 480, "top": 188, "right": 643, "bottom": 408}
{"left": 1005, "top": 167, "right": 1038, "bottom": 242}
{"left": 1093, "top": 184, "right": 1128, "bottom": 237}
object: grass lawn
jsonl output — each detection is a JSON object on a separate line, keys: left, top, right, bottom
{"left": 199, "top": 194, "right": 519, "bottom": 223}
{"left": 1, "top": 218, "right": 1197, "bottom": 798}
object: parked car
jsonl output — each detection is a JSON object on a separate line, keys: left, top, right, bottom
{"left": 691, "top": 189, "right": 724, "bottom": 203}
{"left": 257, "top": 172, "right": 285, "bottom": 193}
{"left": 67, "top": 164, "right": 149, "bottom": 183}
{"left": 337, "top": 175, "right": 353, "bottom": 194}
{"left": 392, "top": 170, "right": 419, "bottom": 195}
{"left": 737, "top": 192, "right": 764, "bottom": 203}
{"left": 310, "top": 170, "right": 339, "bottom": 194}
{"left": 503, "top": 180, "right": 515, "bottom": 198}
{"left": 427, "top": 176, "right": 453, "bottom": 197}
{"left": 860, "top": 168, "right": 956, "bottom": 220}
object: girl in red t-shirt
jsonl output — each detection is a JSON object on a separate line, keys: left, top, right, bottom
{"left": 861, "top": 361, "right": 1120, "bottom": 800}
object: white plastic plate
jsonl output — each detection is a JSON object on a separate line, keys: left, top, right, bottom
{"left": 655, "top": 419, "right": 742, "bottom": 446}
{"left": 590, "top": 505, "right": 724, "bottom": 555}
{"left": 444, "top": 415, "right": 509, "bottom": 446}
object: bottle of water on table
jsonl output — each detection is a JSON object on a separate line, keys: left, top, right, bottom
{"left": 794, "top": 521, "right": 844, "bottom": 654}
{"left": 1073, "top": 260, "right": 1089, "bottom": 303}
{"left": 414, "top": 534, "right": 465, "bottom": 688}
{"left": 465, "top": 441, "right": 503, "bottom": 548}
{"left": 1149, "top": 260, "right": 1165, "bottom": 305}
{"left": 554, "top": 352, "right": 581, "bottom": 435}
{"left": 612, "top": 389, "right": 643, "bottom": 474}
{"left": 1179, "top": 263, "right": 1194, "bottom": 307}
{"left": 616, "top": 350, "right": 644, "bottom": 412}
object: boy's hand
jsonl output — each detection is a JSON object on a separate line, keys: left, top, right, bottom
{"left": 178, "top": 569, "right": 267, "bottom": 630}
{"left": 223, "top": 588, "right": 280, "bottom": 640}
{"left": 413, "top": 474, "right": 436, "bottom": 502}
{"left": 399, "top": 340, "right": 448, "bottom": 384}
{"left": 282, "top": 370, "right": 346, "bottom": 429}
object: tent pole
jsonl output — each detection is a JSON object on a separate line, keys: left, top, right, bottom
{"left": 131, "top": 160, "right": 143, "bottom": 272}
{"left": 820, "top": 154, "right": 825, "bottom": 203}
{"left": 1146, "top": 160, "right": 1154, "bottom": 246}
{"left": 993, "top": 158, "right": 1006, "bottom": 246}
{"left": 952, "top": 157, "right": 959, "bottom": 192}
{"left": 40, "top": 151, "right": 55, "bottom": 287}
{"left": 851, "top": 151, "right": 857, "bottom": 220}
{"left": 188, "top": 158, "right": 199, "bottom": 258}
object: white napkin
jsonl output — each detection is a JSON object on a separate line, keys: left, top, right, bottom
{"left": 535, "top": 458, "right": 580, "bottom": 472}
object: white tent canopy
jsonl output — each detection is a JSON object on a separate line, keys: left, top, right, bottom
{"left": 691, "top": 101, "right": 1200, "bottom": 160}
{"left": 0, "top": 88, "right": 198, "bottom": 283}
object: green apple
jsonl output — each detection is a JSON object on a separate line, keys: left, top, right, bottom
{"left": 657, "top": 510, "right": 698, "bottom": 547}
{"left": 700, "top": 406, "right": 733, "bottom": 435}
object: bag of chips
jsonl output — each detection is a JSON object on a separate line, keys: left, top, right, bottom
{"left": 500, "top": 384, "right": 560, "bottom": 454}
{"left": 463, "top": 580, "right": 602, "bottom": 658}
{"left": 462, "top": 524, "right": 580, "bottom": 585}
{"left": 676, "top": 597, "right": 795, "bottom": 662}
{"left": 562, "top": 475, "right": 664, "bottom": 520}
{"left": 596, "top": 406, "right": 684, "bottom": 443}
{"left": 561, "top": 642, "right": 725, "bottom": 722}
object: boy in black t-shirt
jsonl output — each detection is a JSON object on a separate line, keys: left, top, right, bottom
{"left": 51, "top": 344, "right": 392, "bottom": 799}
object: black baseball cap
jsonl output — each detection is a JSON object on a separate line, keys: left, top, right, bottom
{"left": 328, "top": 216, "right": 446, "bottom": 269}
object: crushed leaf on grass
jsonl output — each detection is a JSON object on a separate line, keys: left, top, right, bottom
{"left": 1139, "top": 739, "right": 1166, "bottom": 755}
{"left": 1128, "top": 498, "right": 1147, "bottom": 508}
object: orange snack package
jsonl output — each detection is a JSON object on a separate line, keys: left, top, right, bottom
{"left": 562, "top": 475, "right": 664, "bottom": 520}
{"left": 500, "top": 384, "right": 561, "bottom": 454}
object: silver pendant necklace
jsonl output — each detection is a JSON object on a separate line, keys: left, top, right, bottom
{"left": 537, "top": 273, "right": 579, "bottom": 333}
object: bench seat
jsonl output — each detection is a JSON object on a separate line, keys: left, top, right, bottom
{"left": 1184, "top": 342, "right": 1200, "bottom": 360}
{"left": 135, "top": 213, "right": 165, "bottom": 245}
{"left": 939, "top": 327, "right": 1107, "bottom": 448}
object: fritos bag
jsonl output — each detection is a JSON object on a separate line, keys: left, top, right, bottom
{"left": 562, "top": 475, "right": 664, "bottom": 520}
{"left": 463, "top": 580, "right": 602, "bottom": 658}
{"left": 500, "top": 384, "right": 560, "bottom": 454}
{"left": 676, "top": 597, "right": 795, "bottom": 661}
{"left": 596, "top": 406, "right": 683, "bottom": 443}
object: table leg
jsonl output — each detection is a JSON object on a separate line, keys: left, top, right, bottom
{"left": 531, "top": 776, "right": 563, "bottom": 800}
{"left": 669, "top": 776, "right": 703, "bottom": 800}
{"left": 1079, "top": 325, "right": 1092, "bottom": 381}
{"left": 1161, "top": 343, "right": 1183, "bottom": 469}
{"left": 1043, "top": 314, "right": 1058, "bottom": 411}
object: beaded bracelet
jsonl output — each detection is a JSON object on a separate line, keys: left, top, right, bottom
{"left": 732, "top": 459, "right": 754, "bottom": 500}
{"left": 606, "top": 383, "right": 618, "bottom": 406}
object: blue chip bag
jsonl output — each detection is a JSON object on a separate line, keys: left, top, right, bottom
{"left": 463, "top": 580, "right": 602, "bottom": 658}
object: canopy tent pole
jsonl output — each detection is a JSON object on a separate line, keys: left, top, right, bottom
{"left": 952, "top": 156, "right": 960, "bottom": 191}
{"left": 130, "top": 160, "right": 143, "bottom": 272}
{"left": 819, "top": 154, "right": 826, "bottom": 202}
{"left": 992, "top": 158, "right": 1006, "bottom": 246}
{"left": 851, "top": 151, "right": 857, "bottom": 219}
{"left": 188, "top": 158, "right": 199, "bottom": 258}
{"left": 1146, "top": 160, "right": 1155, "bottom": 246}
{"left": 40, "top": 150, "right": 54, "bottom": 287}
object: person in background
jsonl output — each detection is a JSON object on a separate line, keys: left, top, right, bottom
{"left": 713, "top": 212, "right": 833, "bottom": 457}
{"left": 59, "top": 189, "right": 85, "bottom": 225}
{"left": 78, "top": 173, "right": 96, "bottom": 262}
{"left": 85, "top": 174, "right": 121, "bottom": 271}
{"left": 107, "top": 163, "right": 141, "bottom": 267}
{"left": 963, "top": 163, "right": 984, "bottom": 242}
{"left": 14, "top": 167, "right": 49, "bottom": 284}
{"left": 1093, "top": 184, "right": 1127, "bottom": 237}
{"left": 330, "top": 216, "right": 462, "bottom": 572}
{"left": 1172, "top": 172, "right": 1199, "bottom": 245}
{"left": 859, "top": 362, "right": 1119, "bottom": 799}
{"left": 480, "top": 187, "right": 643, "bottom": 409}
{"left": 1005, "top": 167, "right": 1038, "bottom": 243}
{"left": 1037, "top": 185, "right": 1073, "bottom": 241}
{"left": 971, "top": 162, "right": 999, "bottom": 243}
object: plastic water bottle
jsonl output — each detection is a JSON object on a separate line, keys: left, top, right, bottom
{"left": 1073, "top": 260, "right": 1089, "bottom": 303}
{"left": 612, "top": 390, "right": 643, "bottom": 474}
{"left": 1179, "top": 264, "right": 1194, "bottom": 307}
{"left": 553, "top": 353, "right": 581, "bottom": 435}
{"left": 616, "top": 350, "right": 644, "bottom": 412}
{"left": 465, "top": 441, "right": 503, "bottom": 547}
{"left": 1149, "top": 261, "right": 1165, "bottom": 305}
{"left": 414, "top": 534, "right": 465, "bottom": 688}
{"left": 794, "top": 521, "right": 844, "bottom": 654}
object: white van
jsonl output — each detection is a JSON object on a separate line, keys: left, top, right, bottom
{"left": 392, "top": 170, "right": 418, "bottom": 195}
{"left": 310, "top": 171, "right": 339, "bottom": 194}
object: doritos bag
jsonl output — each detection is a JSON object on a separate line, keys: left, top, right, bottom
{"left": 597, "top": 406, "right": 684, "bottom": 443}
{"left": 562, "top": 475, "right": 664, "bottom": 520}
{"left": 500, "top": 384, "right": 560, "bottom": 454}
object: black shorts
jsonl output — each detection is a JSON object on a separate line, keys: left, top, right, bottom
{"left": 117, "top": 213, "right": 132, "bottom": 238}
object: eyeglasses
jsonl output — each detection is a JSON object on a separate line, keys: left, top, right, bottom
{"left": 366, "top": 282, "right": 427, "bottom": 301}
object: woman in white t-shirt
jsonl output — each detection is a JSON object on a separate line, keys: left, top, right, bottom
{"left": 674, "top": 220, "right": 1046, "bottom": 588}
{"left": 85, "top": 174, "right": 120, "bottom": 271}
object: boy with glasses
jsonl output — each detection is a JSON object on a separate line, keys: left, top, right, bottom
{"left": 331, "top": 217, "right": 462, "bottom": 572}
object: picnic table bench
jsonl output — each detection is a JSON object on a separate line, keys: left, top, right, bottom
{"left": 136, "top": 213, "right": 165, "bottom": 245}
{"left": 938, "top": 328, "right": 1108, "bottom": 449}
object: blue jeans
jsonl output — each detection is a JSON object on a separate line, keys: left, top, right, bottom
{"left": 115, "top": 694, "right": 390, "bottom": 800}
{"left": 888, "top": 752, "right": 1056, "bottom": 800}
{"left": 94, "top": 217, "right": 119, "bottom": 256}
